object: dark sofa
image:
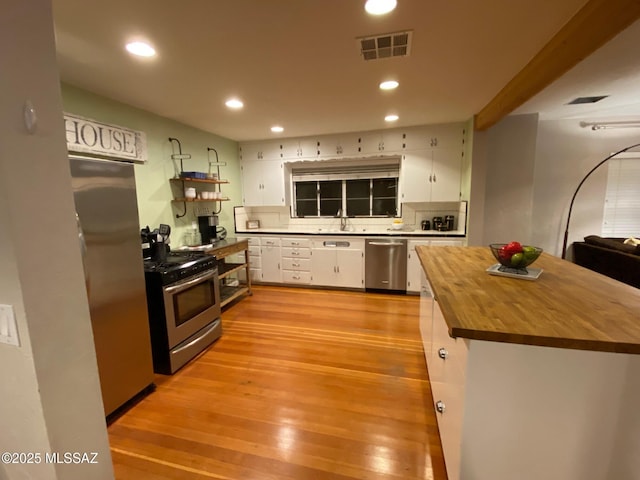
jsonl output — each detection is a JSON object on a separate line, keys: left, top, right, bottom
{"left": 572, "top": 235, "right": 640, "bottom": 288}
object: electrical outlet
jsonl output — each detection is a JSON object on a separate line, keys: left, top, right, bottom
{"left": 0, "top": 304, "right": 20, "bottom": 347}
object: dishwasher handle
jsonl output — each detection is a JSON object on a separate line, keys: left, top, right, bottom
{"left": 368, "top": 241, "right": 405, "bottom": 246}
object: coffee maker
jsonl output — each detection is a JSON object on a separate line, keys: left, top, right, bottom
{"left": 198, "top": 214, "right": 219, "bottom": 244}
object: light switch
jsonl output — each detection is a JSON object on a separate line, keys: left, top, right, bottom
{"left": 0, "top": 304, "right": 20, "bottom": 347}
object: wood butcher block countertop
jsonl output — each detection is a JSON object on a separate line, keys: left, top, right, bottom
{"left": 417, "top": 246, "right": 640, "bottom": 354}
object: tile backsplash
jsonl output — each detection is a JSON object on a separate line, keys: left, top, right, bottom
{"left": 235, "top": 201, "right": 467, "bottom": 233}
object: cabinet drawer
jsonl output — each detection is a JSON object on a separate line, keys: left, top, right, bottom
{"left": 430, "top": 299, "right": 468, "bottom": 387}
{"left": 247, "top": 256, "right": 261, "bottom": 269}
{"left": 260, "top": 237, "right": 281, "bottom": 247}
{"left": 431, "top": 380, "right": 464, "bottom": 480}
{"left": 238, "top": 268, "right": 261, "bottom": 284}
{"left": 282, "top": 258, "right": 311, "bottom": 271}
{"left": 281, "top": 247, "right": 311, "bottom": 259}
{"left": 240, "top": 236, "right": 260, "bottom": 246}
{"left": 281, "top": 238, "right": 311, "bottom": 248}
{"left": 282, "top": 270, "right": 311, "bottom": 284}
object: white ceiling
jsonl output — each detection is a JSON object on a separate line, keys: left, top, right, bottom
{"left": 52, "top": 0, "right": 640, "bottom": 142}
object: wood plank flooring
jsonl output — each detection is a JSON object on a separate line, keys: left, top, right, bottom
{"left": 108, "top": 286, "right": 447, "bottom": 480}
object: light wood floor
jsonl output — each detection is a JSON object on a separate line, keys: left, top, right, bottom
{"left": 108, "top": 286, "right": 447, "bottom": 480}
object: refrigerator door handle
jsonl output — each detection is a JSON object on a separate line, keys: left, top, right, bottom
{"left": 76, "top": 212, "right": 90, "bottom": 296}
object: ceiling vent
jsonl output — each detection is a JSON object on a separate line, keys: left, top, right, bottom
{"left": 357, "top": 31, "right": 412, "bottom": 61}
{"left": 567, "top": 95, "right": 609, "bottom": 105}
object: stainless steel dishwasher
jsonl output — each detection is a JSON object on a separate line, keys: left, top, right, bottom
{"left": 365, "top": 238, "right": 407, "bottom": 292}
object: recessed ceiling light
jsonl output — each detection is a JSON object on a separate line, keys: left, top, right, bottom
{"left": 125, "top": 41, "right": 156, "bottom": 57}
{"left": 365, "top": 0, "right": 397, "bottom": 15}
{"left": 225, "top": 98, "right": 244, "bottom": 109}
{"left": 380, "top": 80, "right": 399, "bottom": 90}
{"left": 385, "top": 114, "right": 399, "bottom": 122}
{"left": 271, "top": 126, "right": 284, "bottom": 133}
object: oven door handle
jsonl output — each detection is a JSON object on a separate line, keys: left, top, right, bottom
{"left": 164, "top": 269, "right": 217, "bottom": 294}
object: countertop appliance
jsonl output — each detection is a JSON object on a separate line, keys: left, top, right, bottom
{"left": 198, "top": 214, "right": 219, "bottom": 244}
{"left": 197, "top": 214, "right": 227, "bottom": 244}
{"left": 143, "top": 250, "right": 222, "bottom": 374}
{"left": 365, "top": 238, "right": 407, "bottom": 292}
{"left": 70, "top": 156, "right": 155, "bottom": 417}
{"left": 444, "top": 215, "right": 455, "bottom": 231}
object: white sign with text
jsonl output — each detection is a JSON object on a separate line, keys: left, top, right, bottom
{"left": 64, "top": 113, "right": 147, "bottom": 163}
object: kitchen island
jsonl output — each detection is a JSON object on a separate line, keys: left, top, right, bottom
{"left": 416, "top": 246, "right": 640, "bottom": 480}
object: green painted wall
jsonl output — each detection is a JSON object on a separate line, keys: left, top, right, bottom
{"left": 60, "top": 83, "right": 242, "bottom": 246}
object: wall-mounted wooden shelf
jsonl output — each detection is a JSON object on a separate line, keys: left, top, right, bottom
{"left": 170, "top": 177, "right": 229, "bottom": 185}
{"left": 172, "top": 198, "right": 230, "bottom": 203}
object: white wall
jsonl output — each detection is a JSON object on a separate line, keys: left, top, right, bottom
{"left": 470, "top": 113, "right": 640, "bottom": 256}
{"left": 532, "top": 119, "right": 640, "bottom": 257}
{"left": 0, "top": 2, "right": 113, "bottom": 479}
{"left": 482, "top": 114, "right": 539, "bottom": 245}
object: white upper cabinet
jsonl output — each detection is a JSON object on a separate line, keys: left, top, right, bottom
{"left": 238, "top": 122, "right": 466, "bottom": 207}
{"left": 402, "top": 127, "right": 435, "bottom": 151}
{"left": 399, "top": 124, "right": 465, "bottom": 202}
{"left": 430, "top": 148, "right": 462, "bottom": 202}
{"left": 240, "top": 141, "right": 280, "bottom": 161}
{"left": 400, "top": 151, "right": 433, "bottom": 202}
{"left": 241, "top": 159, "right": 287, "bottom": 206}
{"left": 360, "top": 130, "right": 404, "bottom": 154}
{"left": 316, "top": 134, "right": 361, "bottom": 158}
{"left": 279, "top": 138, "right": 319, "bottom": 159}
{"left": 401, "top": 149, "right": 462, "bottom": 202}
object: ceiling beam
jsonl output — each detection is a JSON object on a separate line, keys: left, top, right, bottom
{"left": 474, "top": 0, "right": 640, "bottom": 131}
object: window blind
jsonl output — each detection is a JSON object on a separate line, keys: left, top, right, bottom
{"left": 602, "top": 157, "right": 640, "bottom": 237}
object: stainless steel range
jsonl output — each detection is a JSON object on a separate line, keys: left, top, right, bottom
{"left": 143, "top": 250, "right": 222, "bottom": 374}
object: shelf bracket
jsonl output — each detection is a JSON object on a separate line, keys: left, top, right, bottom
{"left": 169, "top": 137, "right": 192, "bottom": 175}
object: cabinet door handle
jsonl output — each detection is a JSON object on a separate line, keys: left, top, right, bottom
{"left": 435, "top": 400, "right": 446, "bottom": 414}
{"left": 433, "top": 173, "right": 437, "bottom": 182}
{"left": 438, "top": 347, "right": 448, "bottom": 360}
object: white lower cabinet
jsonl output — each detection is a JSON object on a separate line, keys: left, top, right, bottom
{"left": 260, "top": 237, "right": 281, "bottom": 282}
{"left": 310, "top": 238, "right": 364, "bottom": 289}
{"left": 407, "top": 240, "right": 431, "bottom": 292}
{"left": 281, "top": 237, "right": 311, "bottom": 285}
{"left": 238, "top": 235, "right": 463, "bottom": 291}
{"left": 236, "top": 236, "right": 261, "bottom": 283}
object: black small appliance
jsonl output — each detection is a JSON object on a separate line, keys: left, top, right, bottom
{"left": 421, "top": 220, "right": 431, "bottom": 231}
{"left": 198, "top": 214, "right": 219, "bottom": 244}
{"left": 432, "top": 216, "right": 443, "bottom": 230}
{"left": 444, "top": 215, "right": 455, "bottom": 231}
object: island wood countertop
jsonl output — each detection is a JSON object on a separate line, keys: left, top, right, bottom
{"left": 417, "top": 246, "right": 640, "bottom": 354}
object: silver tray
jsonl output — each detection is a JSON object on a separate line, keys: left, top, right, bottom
{"left": 486, "top": 263, "right": 543, "bottom": 281}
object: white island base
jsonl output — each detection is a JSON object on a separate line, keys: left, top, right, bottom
{"left": 420, "top": 285, "right": 640, "bottom": 480}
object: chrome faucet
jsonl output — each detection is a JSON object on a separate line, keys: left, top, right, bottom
{"left": 337, "top": 209, "right": 348, "bottom": 231}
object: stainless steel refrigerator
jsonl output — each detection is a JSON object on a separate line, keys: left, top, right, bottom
{"left": 70, "top": 156, "right": 154, "bottom": 417}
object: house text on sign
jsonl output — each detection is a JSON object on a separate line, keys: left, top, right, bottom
{"left": 64, "top": 113, "right": 147, "bottom": 163}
